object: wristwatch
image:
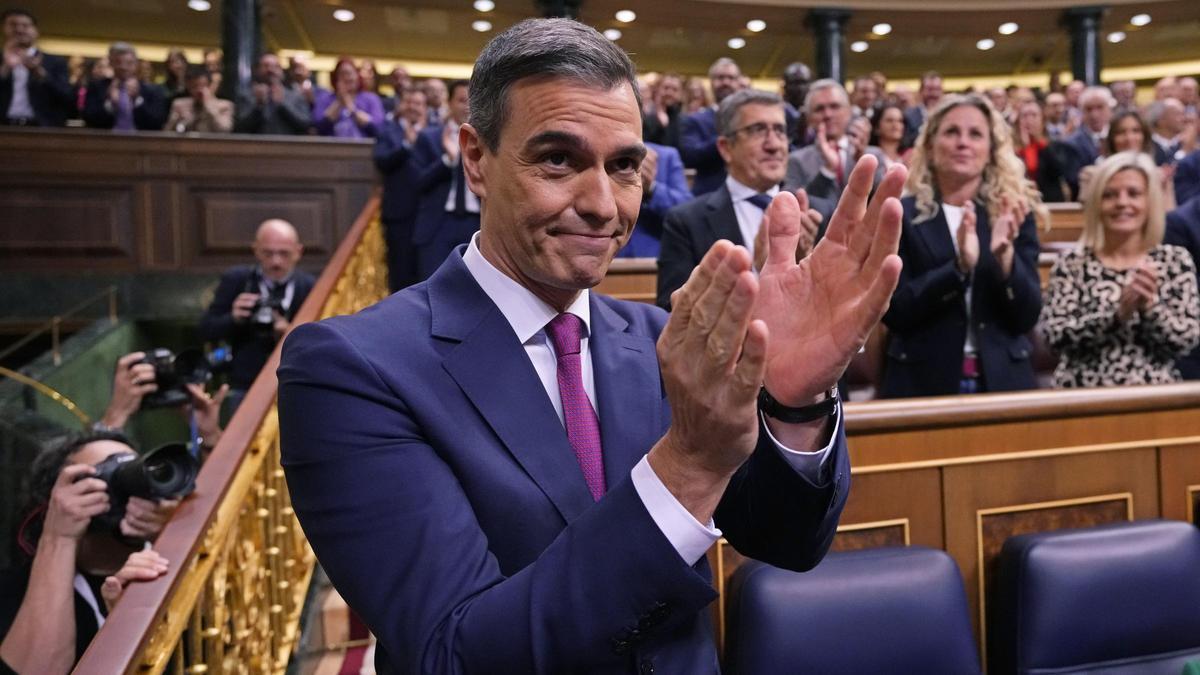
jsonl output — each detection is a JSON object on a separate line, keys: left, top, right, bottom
{"left": 758, "top": 386, "right": 840, "bottom": 424}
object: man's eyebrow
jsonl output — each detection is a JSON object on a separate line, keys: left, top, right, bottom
{"left": 524, "top": 131, "right": 647, "bottom": 161}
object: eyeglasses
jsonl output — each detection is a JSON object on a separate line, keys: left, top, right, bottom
{"left": 729, "top": 122, "right": 788, "bottom": 141}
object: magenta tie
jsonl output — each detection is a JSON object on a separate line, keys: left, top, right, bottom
{"left": 545, "top": 313, "right": 606, "bottom": 501}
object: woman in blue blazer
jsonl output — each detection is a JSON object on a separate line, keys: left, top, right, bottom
{"left": 881, "top": 94, "right": 1045, "bottom": 398}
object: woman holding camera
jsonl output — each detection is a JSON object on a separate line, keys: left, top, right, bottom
{"left": 0, "top": 433, "right": 174, "bottom": 675}
{"left": 1040, "top": 152, "right": 1200, "bottom": 386}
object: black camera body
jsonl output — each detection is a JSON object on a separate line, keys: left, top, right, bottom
{"left": 244, "top": 269, "right": 286, "bottom": 337}
{"left": 89, "top": 443, "right": 199, "bottom": 535}
{"left": 138, "top": 348, "right": 213, "bottom": 409}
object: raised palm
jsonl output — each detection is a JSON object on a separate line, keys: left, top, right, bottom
{"left": 754, "top": 155, "right": 905, "bottom": 405}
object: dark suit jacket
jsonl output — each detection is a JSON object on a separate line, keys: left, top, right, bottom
{"left": 902, "top": 106, "right": 926, "bottom": 148}
{"left": 82, "top": 78, "right": 168, "bottom": 131}
{"left": 656, "top": 185, "right": 835, "bottom": 311}
{"left": 618, "top": 142, "right": 691, "bottom": 258}
{"left": 1164, "top": 198, "right": 1200, "bottom": 379}
{"left": 411, "top": 125, "right": 480, "bottom": 279}
{"left": 0, "top": 50, "right": 73, "bottom": 126}
{"left": 374, "top": 118, "right": 424, "bottom": 290}
{"left": 277, "top": 250, "right": 849, "bottom": 674}
{"left": 1153, "top": 138, "right": 1181, "bottom": 167}
{"left": 198, "top": 265, "right": 315, "bottom": 389}
{"left": 880, "top": 196, "right": 1042, "bottom": 398}
{"left": 233, "top": 87, "right": 312, "bottom": 135}
{"left": 642, "top": 105, "right": 681, "bottom": 149}
{"left": 1176, "top": 149, "right": 1200, "bottom": 208}
{"left": 679, "top": 107, "right": 726, "bottom": 196}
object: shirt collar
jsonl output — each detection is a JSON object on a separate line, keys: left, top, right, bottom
{"left": 462, "top": 233, "right": 591, "bottom": 345}
{"left": 725, "top": 175, "right": 780, "bottom": 203}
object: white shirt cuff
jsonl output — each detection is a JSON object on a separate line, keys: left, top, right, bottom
{"left": 630, "top": 455, "right": 721, "bottom": 566}
{"left": 760, "top": 403, "right": 841, "bottom": 484}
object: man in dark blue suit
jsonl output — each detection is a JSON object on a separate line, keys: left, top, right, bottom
{"left": 616, "top": 141, "right": 691, "bottom": 258}
{"left": 902, "top": 71, "right": 943, "bottom": 148}
{"left": 0, "top": 9, "right": 73, "bottom": 127}
{"left": 1042, "top": 86, "right": 1113, "bottom": 201}
{"left": 374, "top": 87, "right": 429, "bottom": 291}
{"left": 82, "top": 42, "right": 168, "bottom": 132}
{"left": 279, "top": 18, "right": 906, "bottom": 674}
{"left": 680, "top": 57, "right": 742, "bottom": 196}
{"left": 1173, "top": 149, "right": 1200, "bottom": 208}
{"left": 1165, "top": 197, "right": 1200, "bottom": 378}
{"left": 411, "top": 79, "right": 480, "bottom": 281}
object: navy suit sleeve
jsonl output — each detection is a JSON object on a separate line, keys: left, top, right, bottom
{"left": 1176, "top": 152, "right": 1200, "bottom": 208}
{"left": 277, "top": 321, "right": 718, "bottom": 674}
{"left": 643, "top": 149, "right": 692, "bottom": 219}
{"left": 133, "top": 84, "right": 169, "bottom": 131}
{"left": 373, "top": 124, "right": 414, "bottom": 173}
{"left": 82, "top": 80, "right": 114, "bottom": 128}
{"left": 415, "top": 129, "right": 452, "bottom": 192}
{"left": 678, "top": 112, "right": 721, "bottom": 171}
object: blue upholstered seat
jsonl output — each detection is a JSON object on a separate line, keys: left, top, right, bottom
{"left": 724, "top": 546, "right": 981, "bottom": 674}
{"left": 991, "top": 519, "right": 1200, "bottom": 675}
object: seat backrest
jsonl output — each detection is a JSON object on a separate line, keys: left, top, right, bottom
{"left": 990, "top": 519, "right": 1200, "bottom": 675}
{"left": 724, "top": 546, "right": 981, "bottom": 675}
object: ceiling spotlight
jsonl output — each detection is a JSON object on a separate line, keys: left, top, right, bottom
{"left": 615, "top": 9, "right": 636, "bottom": 23}
{"left": 746, "top": 19, "right": 767, "bottom": 33}
{"left": 998, "top": 22, "right": 1019, "bottom": 35}
{"left": 472, "top": 20, "right": 493, "bottom": 32}
{"left": 332, "top": 8, "right": 355, "bottom": 22}
{"left": 1130, "top": 13, "right": 1151, "bottom": 27}
{"left": 187, "top": 0, "right": 212, "bottom": 11}
{"left": 976, "top": 38, "right": 996, "bottom": 50}
{"left": 727, "top": 37, "right": 746, "bottom": 50}
{"left": 603, "top": 28, "right": 622, "bottom": 41}
{"left": 1107, "top": 31, "right": 1127, "bottom": 43}
{"left": 473, "top": 0, "right": 495, "bottom": 11}
{"left": 850, "top": 41, "right": 869, "bottom": 53}
{"left": 871, "top": 23, "right": 892, "bottom": 36}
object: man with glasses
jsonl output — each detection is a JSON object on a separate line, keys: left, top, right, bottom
{"left": 658, "top": 89, "right": 832, "bottom": 310}
{"left": 680, "top": 57, "right": 744, "bottom": 196}
{"left": 785, "top": 79, "right": 887, "bottom": 202}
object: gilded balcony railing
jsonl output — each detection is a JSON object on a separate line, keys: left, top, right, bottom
{"left": 75, "top": 195, "right": 388, "bottom": 674}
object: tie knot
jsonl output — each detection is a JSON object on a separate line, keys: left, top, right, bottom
{"left": 546, "top": 313, "right": 585, "bottom": 357}
{"left": 746, "top": 193, "right": 773, "bottom": 211}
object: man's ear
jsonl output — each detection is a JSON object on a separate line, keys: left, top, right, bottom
{"left": 460, "top": 123, "right": 488, "bottom": 201}
{"left": 716, "top": 135, "right": 733, "bottom": 164}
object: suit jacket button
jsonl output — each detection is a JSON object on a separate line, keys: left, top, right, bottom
{"left": 639, "top": 659, "right": 655, "bottom": 675}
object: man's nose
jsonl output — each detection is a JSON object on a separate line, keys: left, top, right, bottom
{"left": 575, "top": 168, "right": 619, "bottom": 226}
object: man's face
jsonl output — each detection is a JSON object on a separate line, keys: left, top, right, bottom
{"left": 1044, "top": 94, "right": 1066, "bottom": 122}
{"left": 204, "top": 50, "right": 222, "bottom": 72}
{"left": 1180, "top": 78, "right": 1198, "bottom": 105}
{"left": 448, "top": 85, "right": 469, "bottom": 124}
{"left": 1160, "top": 100, "right": 1185, "bottom": 136}
{"left": 390, "top": 67, "right": 411, "bottom": 91}
{"left": 718, "top": 103, "right": 787, "bottom": 192}
{"left": 920, "top": 77, "right": 943, "bottom": 108}
{"left": 3, "top": 13, "right": 37, "bottom": 48}
{"left": 254, "top": 225, "right": 303, "bottom": 282}
{"left": 809, "top": 87, "right": 850, "bottom": 139}
{"left": 852, "top": 79, "right": 877, "bottom": 109}
{"left": 710, "top": 63, "right": 741, "bottom": 104}
{"left": 424, "top": 79, "right": 447, "bottom": 107}
{"left": 1065, "top": 81, "right": 1084, "bottom": 106}
{"left": 1155, "top": 77, "right": 1178, "bottom": 101}
{"left": 782, "top": 66, "right": 811, "bottom": 106}
{"left": 400, "top": 90, "right": 427, "bottom": 126}
{"left": 1081, "top": 95, "right": 1112, "bottom": 132}
{"left": 986, "top": 88, "right": 1008, "bottom": 112}
{"left": 1111, "top": 81, "right": 1134, "bottom": 105}
{"left": 657, "top": 76, "right": 682, "bottom": 109}
{"left": 465, "top": 79, "right": 643, "bottom": 308}
{"left": 110, "top": 51, "right": 138, "bottom": 81}
{"left": 257, "top": 54, "right": 283, "bottom": 83}
{"left": 289, "top": 57, "right": 310, "bottom": 83}
{"left": 185, "top": 75, "right": 209, "bottom": 99}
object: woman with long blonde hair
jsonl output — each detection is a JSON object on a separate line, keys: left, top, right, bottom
{"left": 1040, "top": 151, "right": 1199, "bottom": 386}
{"left": 880, "top": 93, "right": 1046, "bottom": 397}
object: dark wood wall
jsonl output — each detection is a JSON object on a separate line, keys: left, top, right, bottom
{"left": 0, "top": 128, "right": 375, "bottom": 275}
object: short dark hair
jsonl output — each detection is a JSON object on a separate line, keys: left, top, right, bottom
{"left": 1, "top": 8, "right": 36, "bottom": 25}
{"left": 717, "top": 89, "right": 782, "bottom": 137}
{"left": 184, "top": 65, "right": 210, "bottom": 83}
{"left": 447, "top": 78, "right": 469, "bottom": 100}
{"left": 468, "top": 18, "right": 640, "bottom": 152}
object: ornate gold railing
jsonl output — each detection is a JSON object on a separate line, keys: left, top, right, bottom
{"left": 75, "top": 195, "right": 388, "bottom": 674}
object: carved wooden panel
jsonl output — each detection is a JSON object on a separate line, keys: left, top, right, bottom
{"left": 188, "top": 188, "right": 336, "bottom": 263}
{"left": 841, "top": 468, "right": 944, "bottom": 549}
{"left": 832, "top": 520, "right": 909, "bottom": 551}
{"left": 1159, "top": 442, "right": 1200, "bottom": 522}
{"left": 0, "top": 184, "right": 135, "bottom": 262}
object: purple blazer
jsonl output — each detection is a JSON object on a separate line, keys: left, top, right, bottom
{"left": 313, "top": 90, "right": 385, "bottom": 138}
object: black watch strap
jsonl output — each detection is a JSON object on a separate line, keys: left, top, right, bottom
{"left": 758, "top": 386, "right": 840, "bottom": 424}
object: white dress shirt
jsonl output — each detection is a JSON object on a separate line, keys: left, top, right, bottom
{"left": 462, "top": 234, "right": 839, "bottom": 565}
{"left": 941, "top": 203, "right": 977, "bottom": 355}
{"left": 441, "top": 120, "right": 482, "bottom": 214}
{"left": 726, "top": 176, "right": 780, "bottom": 264}
{"left": 6, "top": 47, "right": 36, "bottom": 120}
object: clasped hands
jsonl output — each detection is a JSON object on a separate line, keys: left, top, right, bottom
{"left": 955, "top": 197, "right": 1026, "bottom": 280}
{"left": 1116, "top": 260, "right": 1160, "bottom": 323}
{"left": 649, "top": 155, "right": 905, "bottom": 522}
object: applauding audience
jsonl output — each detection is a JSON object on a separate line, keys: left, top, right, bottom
{"left": 82, "top": 42, "right": 167, "bottom": 131}
{"left": 164, "top": 66, "right": 231, "bottom": 133}
{"left": 314, "top": 57, "right": 384, "bottom": 139}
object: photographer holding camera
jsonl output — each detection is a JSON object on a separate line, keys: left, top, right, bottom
{"left": 199, "top": 219, "right": 313, "bottom": 416}
{"left": 0, "top": 431, "right": 197, "bottom": 674}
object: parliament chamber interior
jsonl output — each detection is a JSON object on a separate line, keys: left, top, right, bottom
{"left": 1, "top": 0, "right": 1199, "bottom": 673}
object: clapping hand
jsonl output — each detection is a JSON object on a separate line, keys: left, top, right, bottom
{"left": 815, "top": 122, "right": 839, "bottom": 172}
{"left": 956, "top": 203, "right": 980, "bottom": 274}
{"left": 754, "top": 189, "right": 823, "bottom": 271}
{"left": 988, "top": 197, "right": 1025, "bottom": 279}
{"left": 1117, "top": 260, "right": 1159, "bottom": 322}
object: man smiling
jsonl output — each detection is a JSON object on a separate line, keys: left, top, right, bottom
{"left": 279, "top": 18, "right": 905, "bottom": 674}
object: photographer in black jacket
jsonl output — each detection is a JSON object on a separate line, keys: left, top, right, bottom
{"left": 199, "top": 219, "right": 314, "bottom": 416}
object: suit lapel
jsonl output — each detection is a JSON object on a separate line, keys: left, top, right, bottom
{"left": 589, "top": 297, "right": 663, "bottom": 488}
{"left": 910, "top": 204, "right": 957, "bottom": 265}
{"left": 432, "top": 254, "right": 595, "bottom": 524}
{"left": 704, "top": 186, "right": 743, "bottom": 247}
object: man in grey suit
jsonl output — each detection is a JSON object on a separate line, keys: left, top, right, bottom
{"left": 235, "top": 52, "right": 312, "bottom": 135}
{"left": 784, "top": 79, "right": 886, "bottom": 201}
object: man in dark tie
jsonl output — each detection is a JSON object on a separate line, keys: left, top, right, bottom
{"left": 199, "top": 219, "right": 314, "bottom": 416}
{"left": 1149, "top": 97, "right": 1186, "bottom": 166}
{"left": 0, "top": 8, "right": 72, "bottom": 127}
{"left": 374, "top": 86, "right": 429, "bottom": 291}
{"left": 411, "top": 79, "right": 480, "bottom": 281}
{"left": 233, "top": 52, "right": 311, "bottom": 135}
{"left": 680, "top": 57, "right": 743, "bottom": 196}
{"left": 82, "top": 42, "right": 167, "bottom": 131}
{"left": 1043, "top": 85, "right": 1114, "bottom": 200}
{"left": 903, "top": 70, "right": 943, "bottom": 147}
{"left": 784, "top": 79, "right": 887, "bottom": 202}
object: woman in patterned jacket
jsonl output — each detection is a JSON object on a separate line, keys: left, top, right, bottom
{"left": 1041, "top": 151, "right": 1200, "bottom": 387}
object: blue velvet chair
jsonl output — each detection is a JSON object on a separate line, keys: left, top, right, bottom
{"left": 724, "top": 546, "right": 981, "bottom": 674}
{"left": 990, "top": 519, "right": 1200, "bottom": 674}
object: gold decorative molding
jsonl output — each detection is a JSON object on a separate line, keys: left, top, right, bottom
{"left": 852, "top": 436, "right": 1200, "bottom": 474}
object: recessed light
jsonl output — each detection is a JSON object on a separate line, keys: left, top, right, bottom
{"left": 472, "top": 20, "right": 493, "bottom": 32}
{"left": 603, "top": 28, "right": 622, "bottom": 41}
{"left": 727, "top": 37, "right": 746, "bottom": 49}
{"left": 1107, "top": 31, "right": 1127, "bottom": 43}
{"left": 474, "top": 0, "right": 495, "bottom": 11}
{"left": 332, "top": 8, "right": 355, "bottom": 22}
{"left": 871, "top": 23, "right": 892, "bottom": 36}
{"left": 976, "top": 38, "right": 996, "bottom": 50}
{"left": 746, "top": 19, "right": 766, "bottom": 33}
{"left": 615, "top": 10, "right": 636, "bottom": 23}
{"left": 850, "top": 41, "right": 869, "bottom": 53}
{"left": 1130, "top": 13, "right": 1151, "bottom": 27}
{"left": 998, "top": 22, "right": 1019, "bottom": 35}
{"left": 187, "top": 0, "right": 211, "bottom": 11}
